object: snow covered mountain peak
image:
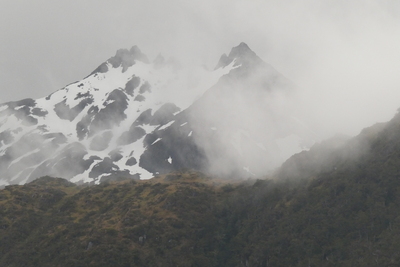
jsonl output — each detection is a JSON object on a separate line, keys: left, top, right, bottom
{"left": 0, "top": 43, "right": 313, "bottom": 186}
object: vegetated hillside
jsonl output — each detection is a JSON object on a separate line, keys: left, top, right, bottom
{"left": 2, "top": 111, "right": 400, "bottom": 266}
{"left": 0, "top": 172, "right": 241, "bottom": 267}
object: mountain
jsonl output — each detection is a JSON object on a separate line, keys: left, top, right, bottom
{"left": 2, "top": 108, "right": 400, "bottom": 266}
{"left": 0, "top": 43, "right": 313, "bottom": 186}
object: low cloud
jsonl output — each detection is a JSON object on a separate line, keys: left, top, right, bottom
{"left": 2, "top": 0, "right": 400, "bottom": 181}
{"left": 2, "top": 0, "right": 400, "bottom": 138}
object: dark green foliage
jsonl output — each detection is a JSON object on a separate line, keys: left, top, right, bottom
{"left": 3, "top": 111, "right": 400, "bottom": 266}
{"left": 2, "top": 167, "right": 398, "bottom": 267}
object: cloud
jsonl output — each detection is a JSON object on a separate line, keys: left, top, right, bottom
{"left": 1, "top": 0, "right": 400, "bottom": 138}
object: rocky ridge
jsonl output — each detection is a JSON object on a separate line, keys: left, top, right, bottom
{"left": 0, "top": 43, "right": 312, "bottom": 186}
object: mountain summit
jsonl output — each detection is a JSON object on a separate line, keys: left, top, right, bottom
{"left": 0, "top": 43, "right": 312, "bottom": 186}
{"left": 215, "top": 42, "right": 261, "bottom": 69}
{"left": 91, "top": 46, "right": 150, "bottom": 75}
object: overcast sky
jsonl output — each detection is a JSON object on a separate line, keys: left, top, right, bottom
{"left": 2, "top": 0, "right": 400, "bottom": 136}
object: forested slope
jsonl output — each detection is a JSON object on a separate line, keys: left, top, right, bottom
{"left": 2, "top": 111, "right": 400, "bottom": 266}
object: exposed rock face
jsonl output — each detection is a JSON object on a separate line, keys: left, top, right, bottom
{"left": 0, "top": 43, "right": 313, "bottom": 185}
{"left": 215, "top": 42, "right": 261, "bottom": 70}
{"left": 27, "top": 142, "right": 96, "bottom": 183}
{"left": 91, "top": 45, "right": 150, "bottom": 75}
{"left": 124, "top": 76, "right": 140, "bottom": 96}
{"left": 54, "top": 98, "right": 93, "bottom": 121}
{"left": 117, "top": 126, "right": 146, "bottom": 146}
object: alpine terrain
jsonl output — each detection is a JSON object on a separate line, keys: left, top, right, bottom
{"left": 2, "top": 109, "right": 400, "bottom": 266}
{"left": 2, "top": 43, "right": 400, "bottom": 267}
{"left": 0, "top": 43, "right": 313, "bottom": 186}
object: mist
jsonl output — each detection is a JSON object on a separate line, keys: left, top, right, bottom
{"left": 2, "top": 0, "right": 400, "bottom": 138}
{"left": 2, "top": 0, "right": 400, "bottom": 182}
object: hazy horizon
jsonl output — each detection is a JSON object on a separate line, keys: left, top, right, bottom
{"left": 2, "top": 0, "right": 400, "bottom": 138}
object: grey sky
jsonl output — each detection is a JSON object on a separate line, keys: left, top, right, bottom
{"left": 2, "top": 0, "right": 400, "bottom": 137}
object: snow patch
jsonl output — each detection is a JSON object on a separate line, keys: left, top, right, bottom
{"left": 0, "top": 114, "right": 20, "bottom": 132}
{"left": 151, "top": 138, "right": 162, "bottom": 145}
{"left": 142, "top": 124, "right": 158, "bottom": 134}
{"left": 158, "top": 120, "right": 175, "bottom": 131}
{"left": 243, "top": 166, "right": 255, "bottom": 176}
{"left": 103, "top": 99, "right": 115, "bottom": 105}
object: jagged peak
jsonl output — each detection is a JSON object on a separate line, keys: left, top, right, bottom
{"left": 90, "top": 45, "right": 149, "bottom": 76}
{"left": 129, "top": 45, "right": 145, "bottom": 58}
{"left": 214, "top": 42, "right": 261, "bottom": 70}
{"left": 228, "top": 42, "right": 254, "bottom": 58}
{"left": 110, "top": 46, "right": 149, "bottom": 70}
